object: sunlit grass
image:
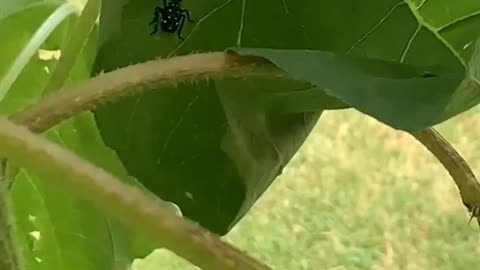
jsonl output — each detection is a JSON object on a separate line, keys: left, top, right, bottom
{"left": 133, "top": 107, "right": 480, "bottom": 270}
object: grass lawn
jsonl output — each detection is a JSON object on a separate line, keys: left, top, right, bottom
{"left": 133, "top": 107, "right": 480, "bottom": 270}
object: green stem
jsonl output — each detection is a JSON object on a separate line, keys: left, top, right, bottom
{"left": 0, "top": 117, "right": 272, "bottom": 270}
{"left": 0, "top": 3, "right": 80, "bottom": 268}
{"left": 4, "top": 0, "right": 100, "bottom": 187}
{"left": 0, "top": 3, "right": 77, "bottom": 101}
{"left": 43, "top": 0, "right": 101, "bottom": 96}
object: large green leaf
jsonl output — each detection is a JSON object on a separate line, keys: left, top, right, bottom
{"left": 93, "top": 0, "right": 480, "bottom": 234}
{"left": 94, "top": 0, "right": 329, "bottom": 235}
{"left": 0, "top": 1, "right": 156, "bottom": 269}
{"left": 223, "top": 1, "right": 480, "bottom": 131}
{"left": 230, "top": 47, "right": 472, "bottom": 131}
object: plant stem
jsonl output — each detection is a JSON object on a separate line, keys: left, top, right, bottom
{"left": 0, "top": 117, "right": 272, "bottom": 270}
{"left": 411, "top": 128, "right": 480, "bottom": 224}
{"left": 5, "top": 51, "right": 479, "bottom": 270}
{"left": 0, "top": 3, "right": 83, "bottom": 268}
{"left": 42, "top": 0, "right": 101, "bottom": 96}
{"left": 249, "top": 82, "right": 480, "bottom": 223}
{"left": 0, "top": 3, "right": 77, "bottom": 102}
{"left": 11, "top": 52, "right": 285, "bottom": 132}
{"left": 10, "top": 51, "right": 480, "bottom": 219}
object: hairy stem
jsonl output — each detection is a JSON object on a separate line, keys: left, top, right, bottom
{"left": 11, "top": 52, "right": 285, "bottom": 132}
{"left": 5, "top": 52, "right": 281, "bottom": 270}
{"left": 5, "top": 51, "right": 479, "bottom": 270}
{"left": 411, "top": 129, "right": 480, "bottom": 223}
{"left": 0, "top": 117, "right": 271, "bottom": 270}
{"left": 10, "top": 51, "right": 480, "bottom": 218}
{"left": 0, "top": 3, "right": 79, "bottom": 267}
{"left": 270, "top": 90, "right": 480, "bottom": 222}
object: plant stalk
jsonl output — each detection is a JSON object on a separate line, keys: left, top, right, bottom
{"left": 4, "top": 51, "right": 480, "bottom": 270}
{"left": 0, "top": 117, "right": 272, "bottom": 270}
{"left": 11, "top": 52, "right": 285, "bottom": 132}
{"left": 10, "top": 51, "right": 480, "bottom": 221}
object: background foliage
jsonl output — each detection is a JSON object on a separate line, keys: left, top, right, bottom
{"left": 0, "top": 0, "right": 479, "bottom": 269}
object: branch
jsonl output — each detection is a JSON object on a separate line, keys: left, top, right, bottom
{"left": 5, "top": 51, "right": 479, "bottom": 270}
{"left": 10, "top": 52, "right": 285, "bottom": 132}
{"left": 410, "top": 129, "right": 480, "bottom": 224}
{"left": 11, "top": 51, "right": 480, "bottom": 221}
{"left": 0, "top": 117, "right": 271, "bottom": 270}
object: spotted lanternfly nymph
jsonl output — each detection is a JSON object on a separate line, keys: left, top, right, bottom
{"left": 149, "top": 0, "right": 195, "bottom": 41}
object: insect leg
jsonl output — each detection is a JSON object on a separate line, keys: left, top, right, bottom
{"left": 181, "top": 9, "right": 195, "bottom": 22}
{"left": 149, "top": 7, "right": 163, "bottom": 34}
{"left": 150, "top": 23, "right": 159, "bottom": 35}
{"left": 153, "top": 7, "right": 164, "bottom": 16}
{"left": 177, "top": 14, "right": 186, "bottom": 41}
{"left": 149, "top": 10, "right": 159, "bottom": 25}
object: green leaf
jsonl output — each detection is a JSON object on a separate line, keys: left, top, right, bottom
{"left": 93, "top": 0, "right": 331, "bottom": 235}
{"left": 227, "top": 0, "right": 480, "bottom": 131}
{"left": 0, "top": 0, "right": 62, "bottom": 21}
{"left": 0, "top": 1, "right": 156, "bottom": 268}
{"left": 42, "top": 0, "right": 101, "bottom": 95}
{"left": 10, "top": 113, "right": 156, "bottom": 270}
{"left": 0, "top": 2, "right": 69, "bottom": 108}
{"left": 229, "top": 47, "right": 467, "bottom": 131}
{"left": 11, "top": 133, "right": 117, "bottom": 270}
{"left": 92, "top": 0, "right": 480, "bottom": 234}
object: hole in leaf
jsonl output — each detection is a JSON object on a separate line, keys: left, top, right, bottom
{"left": 419, "top": 71, "right": 437, "bottom": 78}
{"left": 29, "top": 231, "right": 41, "bottom": 241}
{"left": 37, "top": 49, "right": 61, "bottom": 61}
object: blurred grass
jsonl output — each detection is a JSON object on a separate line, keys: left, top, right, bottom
{"left": 133, "top": 107, "right": 480, "bottom": 270}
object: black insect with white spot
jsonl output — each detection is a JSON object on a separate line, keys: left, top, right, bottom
{"left": 149, "top": 0, "right": 194, "bottom": 41}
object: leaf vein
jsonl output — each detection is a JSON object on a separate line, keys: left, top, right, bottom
{"left": 22, "top": 172, "right": 65, "bottom": 269}
{"left": 168, "top": 0, "right": 235, "bottom": 57}
{"left": 281, "top": 0, "right": 289, "bottom": 14}
{"left": 126, "top": 95, "right": 143, "bottom": 148}
{"left": 237, "top": 0, "right": 247, "bottom": 46}
{"left": 156, "top": 95, "right": 199, "bottom": 166}
{"left": 437, "top": 10, "right": 480, "bottom": 32}
{"left": 346, "top": 2, "right": 406, "bottom": 54}
{"left": 400, "top": 25, "right": 422, "bottom": 62}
